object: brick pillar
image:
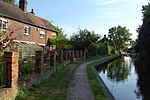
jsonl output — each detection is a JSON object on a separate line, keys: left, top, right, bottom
{"left": 58, "top": 50, "right": 63, "bottom": 64}
{"left": 64, "top": 50, "right": 68, "bottom": 61}
{"left": 76, "top": 50, "right": 79, "bottom": 58}
{"left": 63, "top": 50, "right": 67, "bottom": 61}
{"left": 71, "top": 50, "right": 74, "bottom": 61}
{"left": 84, "top": 50, "right": 86, "bottom": 59}
{"left": 68, "top": 50, "right": 71, "bottom": 60}
{"left": 50, "top": 51, "right": 56, "bottom": 67}
{"left": 46, "top": 47, "right": 50, "bottom": 60}
{"left": 3, "top": 52, "right": 19, "bottom": 88}
{"left": 35, "top": 51, "right": 44, "bottom": 74}
{"left": 80, "top": 50, "right": 83, "bottom": 58}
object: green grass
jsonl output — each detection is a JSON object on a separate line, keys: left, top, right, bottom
{"left": 16, "top": 61, "right": 78, "bottom": 100}
{"left": 16, "top": 55, "right": 112, "bottom": 100}
{"left": 16, "top": 55, "right": 104, "bottom": 100}
{"left": 87, "top": 55, "right": 112, "bottom": 100}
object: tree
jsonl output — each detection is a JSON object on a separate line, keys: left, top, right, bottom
{"left": 0, "top": 0, "right": 16, "bottom": 5}
{"left": 54, "top": 26, "right": 71, "bottom": 50}
{"left": 137, "top": 3, "right": 150, "bottom": 57}
{"left": 70, "top": 28, "right": 100, "bottom": 50}
{"left": 46, "top": 38, "right": 56, "bottom": 48}
{"left": 108, "top": 25, "right": 132, "bottom": 53}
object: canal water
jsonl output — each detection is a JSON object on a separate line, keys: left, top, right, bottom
{"left": 95, "top": 56, "right": 147, "bottom": 100}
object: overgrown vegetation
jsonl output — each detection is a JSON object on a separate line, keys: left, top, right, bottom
{"left": 16, "top": 55, "right": 110, "bottom": 100}
{"left": 16, "top": 60, "right": 82, "bottom": 100}
{"left": 87, "top": 55, "right": 112, "bottom": 100}
{"left": 137, "top": 2, "right": 150, "bottom": 58}
{"left": 19, "top": 61, "right": 35, "bottom": 78}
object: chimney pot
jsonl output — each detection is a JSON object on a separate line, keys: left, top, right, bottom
{"left": 30, "top": 9, "right": 35, "bottom": 15}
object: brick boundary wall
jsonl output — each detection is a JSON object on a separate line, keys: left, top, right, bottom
{"left": 0, "top": 52, "right": 19, "bottom": 100}
{"left": 0, "top": 50, "right": 86, "bottom": 100}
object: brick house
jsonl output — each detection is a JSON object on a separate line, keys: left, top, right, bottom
{"left": 0, "top": 0, "right": 57, "bottom": 53}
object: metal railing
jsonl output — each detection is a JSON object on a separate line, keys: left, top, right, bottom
{"left": 19, "top": 54, "right": 36, "bottom": 79}
{"left": 0, "top": 62, "right": 6, "bottom": 88}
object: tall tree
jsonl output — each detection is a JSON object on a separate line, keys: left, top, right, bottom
{"left": 108, "top": 25, "right": 132, "bottom": 52}
{"left": 54, "top": 26, "right": 71, "bottom": 50}
{"left": 70, "top": 29, "right": 100, "bottom": 50}
{"left": 137, "top": 3, "right": 150, "bottom": 57}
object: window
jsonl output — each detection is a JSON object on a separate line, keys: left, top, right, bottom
{"left": 3, "top": 21, "right": 7, "bottom": 29}
{"left": 40, "top": 31, "right": 45, "bottom": 38}
{"left": 24, "top": 26, "right": 30, "bottom": 35}
{"left": 0, "top": 18, "right": 7, "bottom": 31}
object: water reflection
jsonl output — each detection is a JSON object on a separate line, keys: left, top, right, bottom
{"left": 96, "top": 56, "right": 150, "bottom": 99}
{"left": 134, "top": 56, "right": 150, "bottom": 100}
{"left": 96, "top": 57, "right": 132, "bottom": 83}
{"left": 95, "top": 56, "right": 142, "bottom": 100}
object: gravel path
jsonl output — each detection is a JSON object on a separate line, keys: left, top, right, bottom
{"left": 67, "top": 56, "right": 118, "bottom": 100}
{"left": 67, "top": 60, "right": 95, "bottom": 100}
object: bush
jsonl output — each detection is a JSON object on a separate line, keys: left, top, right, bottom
{"left": 19, "top": 61, "right": 35, "bottom": 78}
{"left": 108, "top": 45, "right": 116, "bottom": 54}
{"left": 98, "top": 43, "right": 108, "bottom": 55}
{"left": 88, "top": 44, "right": 99, "bottom": 56}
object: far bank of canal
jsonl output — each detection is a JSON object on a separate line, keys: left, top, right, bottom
{"left": 95, "top": 55, "right": 148, "bottom": 100}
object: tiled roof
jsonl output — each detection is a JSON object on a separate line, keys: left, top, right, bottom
{"left": 0, "top": 1, "right": 56, "bottom": 32}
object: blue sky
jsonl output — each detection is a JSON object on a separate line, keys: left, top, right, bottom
{"left": 17, "top": 0, "right": 149, "bottom": 40}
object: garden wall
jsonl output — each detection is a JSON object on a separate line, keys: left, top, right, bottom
{"left": 0, "top": 50, "right": 85, "bottom": 100}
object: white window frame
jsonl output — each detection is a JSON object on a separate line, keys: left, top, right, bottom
{"left": 0, "top": 18, "right": 7, "bottom": 32}
{"left": 40, "top": 31, "right": 45, "bottom": 38}
{"left": 24, "top": 26, "right": 30, "bottom": 35}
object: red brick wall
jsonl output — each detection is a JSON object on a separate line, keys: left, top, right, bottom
{"left": 2, "top": 17, "right": 56, "bottom": 45}
{"left": 0, "top": 52, "right": 19, "bottom": 100}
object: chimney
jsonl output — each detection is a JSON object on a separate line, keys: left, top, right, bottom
{"left": 19, "top": 0, "right": 28, "bottom": 12}
{"left": 30, "top": 9, "right": 35, "bottom": 15}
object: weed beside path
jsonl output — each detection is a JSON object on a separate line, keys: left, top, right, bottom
{"left": 87, "top": 55, "right": 119, "bottom": 100}
{"left": 16, "top": 62, "right": 79, "bottom": 100}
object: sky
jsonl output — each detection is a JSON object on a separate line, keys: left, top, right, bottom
{"left": 17, "top": 0, "right": 149, "bottom": 40}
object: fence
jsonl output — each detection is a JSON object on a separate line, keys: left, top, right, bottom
{"left": 0, "top": 50, "right": 86, "bottom": 100}
{"left": 19, "top": 54, "right": 36, "bottom": 79}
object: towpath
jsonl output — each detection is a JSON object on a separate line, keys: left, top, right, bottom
{"left": 67, "top": 56, "right": 110, "bottom": 100}
{"left": 67, "top": 60, "right": 95, "bottom": 100}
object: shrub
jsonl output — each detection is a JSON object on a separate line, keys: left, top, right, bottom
{"left": 98, "top": 43, "right": 108, "bottom": 55}
{"left": 19, "top": 61, "right": 35, "bottom": 78}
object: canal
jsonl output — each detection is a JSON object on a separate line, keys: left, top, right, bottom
{"left": 95, "top": 56, "right": 150, "bottom": 100}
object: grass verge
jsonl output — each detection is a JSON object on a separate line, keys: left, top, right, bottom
{"left": 16, "top": 55, "right": 107, "bottom": 100}
{"left": 87, "top": 55, "right": 112, "bottom": 100}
